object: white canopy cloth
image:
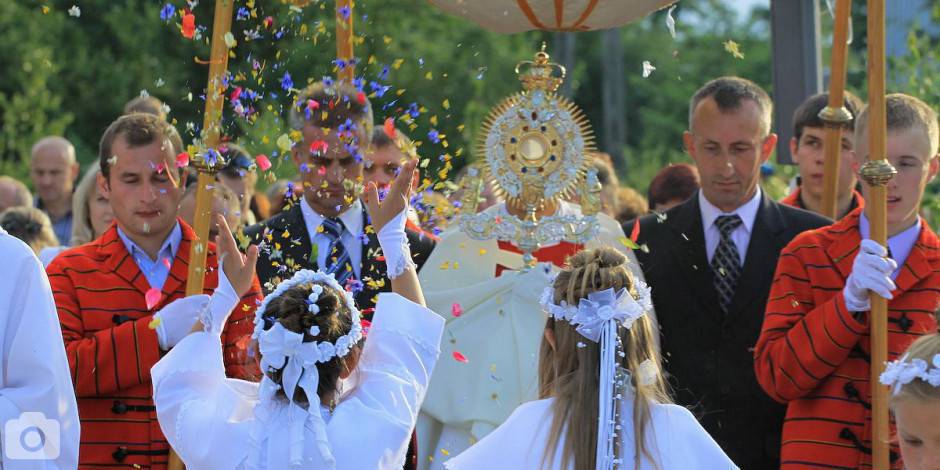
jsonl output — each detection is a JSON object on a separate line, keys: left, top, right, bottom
{"left": 443, "top": 397, "right": 738, "bottom": 469}
{"left": 417, "top": 202, "right": 654, "bottom": 469}
{"left": 151, "top": 293, "right": 444, "bottom": 470}
{"left": 0, "top": 228, "right": 80, "bottom": 469}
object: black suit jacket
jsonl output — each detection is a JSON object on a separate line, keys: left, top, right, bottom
{"left": 629, "top": 192, "right": 831, "bottom": 470}
{"left": 241, "top": 202, "right": 436, "bottom": 314}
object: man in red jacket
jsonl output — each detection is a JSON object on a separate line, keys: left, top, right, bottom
{"left": 755, "top": 93, "right": 940, "bottom": 468}
{"left": 780, "top": 91, "right": 865, "bottom": 219}
{"left": 47, "top": 113, "right": 262, "bottom": 468}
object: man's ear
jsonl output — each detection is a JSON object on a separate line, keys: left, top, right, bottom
{"left": 96, "top": 172, "right": 110, "bottom": 197}
{"left": 71, "top": 162, "right": 81, "bottom": 182}
{"left": 927, "top": 153, "right": 940, "bottom": 183}
{"left": 682, "top": 131, "right": 695, "bottom": 158}
{"left": 789, "top": 137, "right": 800, "bottom": 164}
{"left": 760, "top": 133, "right": 779, "bottom": 163}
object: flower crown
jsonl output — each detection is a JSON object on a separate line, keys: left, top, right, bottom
{"left": 879, "top": 353, "right": 940, "bottom": 395}
{"left": 253, "top": 269, "right": 363, "bottom": 363}
{"left": 538, "top": 277, "right": 653, "bottom": 342}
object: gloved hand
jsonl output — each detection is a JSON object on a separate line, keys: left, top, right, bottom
{"left": 843, "top": 239, "right": 897, "bottom": 312}
{"left": 363, "top": 159, "right": 417, "bottom": 279}
{"left": 154, "top": 295, "right": 210, "bottom": 350}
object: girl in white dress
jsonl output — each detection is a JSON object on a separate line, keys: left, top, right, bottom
{"left": 879, "top": 333, "right": 940, "bottom": 470}
{"left": 445, "top": 247, "right": 737, "bottom": 470}
{"left": 151, "top": 160, "right": 444, "bottom": 469}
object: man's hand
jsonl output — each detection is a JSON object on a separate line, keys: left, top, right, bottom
{"left": 215, "top": 214, "right": 259, "bottom": 298}
{"left": 363, "top": 159, "right": 417, "bottom": 234}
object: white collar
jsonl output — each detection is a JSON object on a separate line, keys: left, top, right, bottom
{"left": 698, "top": 187, "right": 762, "bottom": 234}
{"left": 300, "top": 198, "right": 364, "bottom": 238}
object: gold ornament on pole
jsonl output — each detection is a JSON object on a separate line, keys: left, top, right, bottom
{"left": 459, "top": 44, "right": 599, "bottom": 269}
{"left": 172, "top": 1, "right": 235, "bottom": 469}
{"left": 862, "top": 0, "right": 892, "bottom": 467}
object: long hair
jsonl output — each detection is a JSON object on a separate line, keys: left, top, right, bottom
{"left": 70, "top": 166, "right": 101, "bottom": 246}
{"left": 538, "top": 247, "right": 670, "bottom": 470}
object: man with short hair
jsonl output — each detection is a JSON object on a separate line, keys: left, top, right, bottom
{"left": 781, "top": 91, "right": 865, "bottom": 219}
{"left": 30, "top": 136, "right": 79, "bottom": 245}
{"left": 629, "top": 76, "right": 831, "bottom": 469}
{"left": 0, "top": 175, "right": 32, "bottom": 212}
{"left": 47, "top": 113, "right": 262, "bottom": 468}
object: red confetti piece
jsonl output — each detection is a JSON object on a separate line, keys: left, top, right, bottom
{"left": 630, "top": 218, "right": 641, "bottom": 243}
{"left": 162, "top": 257, "right": 172, "bottom": 269}
{"left": 384, "top": 117, "right": 397, "bottom": 139}
{"left": 452, "top": 351, "right": 469, "bottom": 363}
{"left": 307, "top": 99, "right": 320, "bottom": 110}
{"left": 176, "top": 152, "right": 190, "bottom": 168}
{"left": 310, "top": 140, "right": 329, "bottom": 154}
{"left": 356, "top": 91, "right": 367, "bottom": 105}
{"left": 256, "top": 154, "right": 272, "bottom": 171}
{"left": 230, "top": 87, "right": 243, "bottom": 102}
{"left": 145, "top": 288, "right": 162, "bottom": 310}
{"left": 451, "top": 303, "right": 463, "bottom": 317}
{"left": 181, "top": 12, "right": 196, "bottom": 39}
{"left": 317, "top": 166, "right": 327, "bottom": 176}
{"left": 262, "top": 16, "right": 274, "bottom": 29}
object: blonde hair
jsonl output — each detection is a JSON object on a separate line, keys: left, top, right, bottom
{"left": 0, "top": 206, "right": 59, "bottom": 254}
{"left": 855, "top": 93, "right": 940, "bottom": 159}
{"left": 890, "top": 333, "right": 940, "bottom": 408}
{"left": 539, "top": 247, "right": 670, "bottom": 470}
{"left": 70, "top": 166, "right": 102, "bottom": 246}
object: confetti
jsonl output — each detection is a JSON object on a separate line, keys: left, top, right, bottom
{"left": 68, "top": 5, "right": 80, "bottom": 17}
{"left": 630, "top": 218, "right": 641, "bottom": 243}
{"left": 383, "top": 117, "right": 397, "bottom": 139}
{"left": 148, "top": 317, "right": 162, "bottom": 329}
{"left": 619, "top": 237, "right": 639, "bottom": 250}
{"left": 160, "top": 3, "right": 176, "bottom": 21}
{"left": 665, "top": 5, "right": 677, "bottom": 38}
{"left": 451, "top": 303, "right": 463, "bottom": 317}
{"left": 181, "top": 12, "right": 196, "bottom": 39}
{"left": 452, "top": 351, "right": 469, "bottom": 363}
{"left": 145, "top": 288, "right": 162, "bottom": 310}
{"left": 176, "top": 152, "right": 190, "bottom": 168}
{"left": 256, "top": 154, "right": 272, "bottom": 171}
{"left": 642, "top": 61, "right": 656, "bottom": 78}
{"left": 310, "top": 140, "right": 329, "bottom": 154}
{"left": 280, "top": 72, "right": 293, "bottom": 91}
{"left": 224, "top": 31, "right": 237, "bottom": 49}
{"left": 276, "top": 133, "right": 293, "bottom": 152}
{"left": 723, "top": 40, "right": 744, "bottom": 59}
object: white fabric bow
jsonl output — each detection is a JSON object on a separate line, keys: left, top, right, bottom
{"left": 570, "top": 287, "right": 647, "bottom": 342}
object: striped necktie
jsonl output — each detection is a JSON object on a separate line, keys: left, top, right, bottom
{"left": 320, "top": 217, "right": 355, "bottom": 286}
{"left": 711, "top": 214, "right": 743, "bottom": 315}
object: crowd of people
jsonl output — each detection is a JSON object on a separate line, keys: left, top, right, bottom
{"left": 1, "top": 73, "right": 938, "bottom": 470}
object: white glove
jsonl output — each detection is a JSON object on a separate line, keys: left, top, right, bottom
{"left": 843, "top": 239, "right": 897, "bottom": 312}
{"left": 377, "top": 208, "right": 414, "bottom": 279}
{"left": 155, "top": 295, "right": 210, "bottom": 350}
{"left": 200, "top": 261, "right": 242, "bottom": 336}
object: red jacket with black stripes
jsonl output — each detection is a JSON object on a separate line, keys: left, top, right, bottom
{"left": 754, "top": 208, "right": 940, "bottom": 469}
{"left": 47, "top": 221, "right": 262, "bottom": 469}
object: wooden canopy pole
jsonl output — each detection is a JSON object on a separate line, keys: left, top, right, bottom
{"left": 860, "top": 0, "right": 894, "bottom": 467}
{"left": 818, "top": 0, "right": 853, "bottom": 219}
{"left": 336, "top": 0, "right": 355, "bottom": 82}
{"left": 171, "top": 0, "right": 235, "bottom": 469}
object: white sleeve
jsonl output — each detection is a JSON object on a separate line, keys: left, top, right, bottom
{"left": 659, "top": 405, "right": 739, "bottom": 470}
{"left": 330, "top": 293, "right": 445, "bottom": 470}
{"left": 0, "top": 237, "right": 80, "bottom": 469}
{"left": 151, "top": 331, "right": 254, "bottom": 470}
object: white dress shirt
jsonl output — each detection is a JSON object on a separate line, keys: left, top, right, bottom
{"left": 300, "top": 198, "right": 364, "bottom": 277}
{"left": 698, "top": 187, "right": 762, "bottom": 267}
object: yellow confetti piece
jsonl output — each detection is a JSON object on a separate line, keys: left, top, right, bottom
{"left": 224, "top": 32, "right": 237, "bottom": 49}
{"left": 276, "top": 133, "right": 293, "bottom": 152}
{"left": 41, "top": 5, "right": 50, "bottom": 14}
{"left": 443, "top": 99, "right": 450, "bottom": 110}
{"left": 383, "top": 35, "right": 393, "bottom": 45}
{"left": 440, "top": 449, "right": 450, "bottom": 456}
{"left": 148, "top": 317, "right": 162, "bottom": 330}
{"left": 723, "top": 40, "right": 744, "bottom": 59}
{"left": 619, "top": 237, "right": 639, "bottom": 250}
{"left": 479, "top": 249, "right": 487, "bottom": 255}
{"left": 430, "top": 115, "right": 438, "bottom": 126}
{"left": 439, "top": 261, "right": 451, "bottom": 270}
{"left": 261, "top": 135, "right": 270, "bottom": 145}
{"left": 392, "top": 59, "right": 404, "bottom": 70}
{"left": 425, "top": 71, "right": 433, "bottom": 80}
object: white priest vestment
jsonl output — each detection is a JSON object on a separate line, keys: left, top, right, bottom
{"left": 151, "top": 293, "right": 444, "bottom": 470}
{"left": 445, "top": 397, "right": 738, "bottom": 470}
{"left": 417, "top": 202, "right": 654, "bottom": 469}
{"left": 0, "top": 228, "right": 80, "bottom": 469}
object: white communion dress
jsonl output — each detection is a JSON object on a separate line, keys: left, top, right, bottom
{"left": 151, "top": 292, "right": 445, "bottom": 469}
{"left": 444, "top": 396, "right": 739, "bottom": 470}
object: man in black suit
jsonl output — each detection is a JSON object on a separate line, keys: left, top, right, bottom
{"left": 243, "top": 81, "right": 435, "bottom": 312}
{"left": 628, "top": 77, "right": 831, "bottom": 469}
{"left": 242, "top": 81, "right": 434, "bottom": 470}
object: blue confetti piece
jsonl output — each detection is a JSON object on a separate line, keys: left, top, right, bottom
{"left": 159, "top": 3, "right": 175, "bottom": 21}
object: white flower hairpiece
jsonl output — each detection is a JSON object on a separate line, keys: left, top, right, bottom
{"left": 880, "top": 353, "right": 940, "bottom": 395}
{"left": 538, "top": 279, "right": 653, "bottom": 342}
{"left": 253, "top": 269, "right": 362, "bottom": 361}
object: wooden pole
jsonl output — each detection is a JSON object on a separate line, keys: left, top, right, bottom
{"left": 336, "top": 0, "right": 355, "bottom": 82}
{"left": 862, "top": 0, "right": 892, "bottom": 468}
{"left": 171, "top": 1, "right": 235, "bottom": 469}
{"left": 819, "top": 0, "right": 853, "bottom": 219}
